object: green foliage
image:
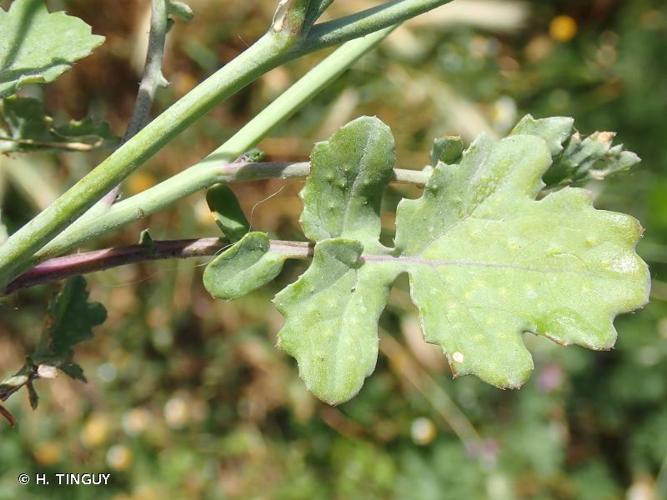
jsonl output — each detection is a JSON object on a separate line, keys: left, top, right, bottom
{"left": 205, "top": 184, "right": 250, "bottom": 242}
{"left": 0, "top": 0, "right": 104, "bottom": 98}
{"left": 203, "top": 232, "right": 287, "bottom": 300}
{"left": 32, "top": 275, "right": 107, "bottom": 371}
{"left": 0, "top": 276, "right": 106, "bottom": 413}
{"left": 209, "top": 116, "right": 649, "bottom": 404}
{"left": 394, "top": 124, "right": 648, "bottom": 390}
{"left": 299, "top": 116, "right": 395, "bottom": 250}
{"left": 0, "top": 96, "right": 116, "bottom": 152}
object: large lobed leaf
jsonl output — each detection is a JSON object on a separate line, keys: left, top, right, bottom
{"left": 0, "top": 0, "right": 104, "bottom": 98}
{"left": 204, "top": 115, "right": 649, "bottom": 404}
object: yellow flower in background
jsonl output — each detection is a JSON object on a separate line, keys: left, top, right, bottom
{"left": 550, "top": 15, "right": 578, "bottom": 42}
{"left": 81, "top": 413, "right": 111, "bottom": 448}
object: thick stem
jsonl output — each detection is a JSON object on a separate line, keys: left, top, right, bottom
{"left": 0, "top": 0, "right": 452, "bottom": 288}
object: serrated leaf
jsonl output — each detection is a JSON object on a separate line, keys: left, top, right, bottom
{"left": 299, "top": 116, "right": 395, "bottom": 250}
{"left": 0, "top": 96, "right": 116, "bottom": 152}
{"left": 0, "top": 0, "right": 105, "bottom": 98}
{"left": 275, "top": 116, "right": 649, "bottom": 403}
{"left": 206, "top": 184, "right": 250, "bottom": 242}
{"left": 32, "top": 276, "right": 106, "bottom": 373}
{"left": 203, "top": 232, "right": 287, "bottom": 300}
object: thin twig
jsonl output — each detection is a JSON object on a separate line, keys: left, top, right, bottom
{"left": 101, "top": 0, "right": 169, "bottom": 206}
{"left": 124, "top": 0, "right": 170, "bottom": 140}
{"left": 34, "top": 161, "right": 428, "bottom": 263}
{"left": 5, "top": 238, "right": 313, "bottom": 293}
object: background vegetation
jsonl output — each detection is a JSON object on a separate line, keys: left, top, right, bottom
{"left": 0, "top": 0, "right": 666, "bottom": 498}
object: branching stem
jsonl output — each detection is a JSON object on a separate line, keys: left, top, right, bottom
{"left": 35, "top": 161, "right": 426, "bottom": 262}
{"left": 0, "top": 0, "right": 452, "bottom": 289}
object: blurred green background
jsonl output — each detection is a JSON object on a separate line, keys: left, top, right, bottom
{"left": 1, "top": 0, "right": 666, "bottom": 498}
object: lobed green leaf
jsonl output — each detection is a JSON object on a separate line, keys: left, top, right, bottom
{"left": 0, "top": 0, "right": 105, "bottom": 98}
{"left": 278, "top": 116, "right": 649, "bottom": 403}
{"left": 205, "top": 114, "right": 649, "bottom": 404}
{"left": 300, "top": 116, "right": 395, "bottom": 251}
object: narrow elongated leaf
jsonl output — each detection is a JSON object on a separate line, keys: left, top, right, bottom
{"left": 206, "top": 184, "right": 250, "bottom": 242}
{"left": 0, "top": 0, "right": 105, "bottom": 97}
{"left": 203, "top": 232, "right": 287, "bottom": 300}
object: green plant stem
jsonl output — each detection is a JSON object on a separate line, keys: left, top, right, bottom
{"left": 0, "top": 33, "right": 284, "bottom": 287}
{"left": 0, "top": 0, "right": 452, "bottom": 288}
{"left": 100, "top": 0, "right": 169, "bottom": 208}
{"left": 209, "top": 26, "right": 393, "bottom": 162}
{"left": 35, "top": 161, "right": 427, "bottom": 262}
{"left": 124, "top": 0, "right": 169, "bottom": 139}
{"left": 38, "top": 27, "right": 396, "bottom": 260}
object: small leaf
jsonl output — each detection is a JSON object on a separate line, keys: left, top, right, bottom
{"left": 203, "top": 232, "right": 287, "bottom": 300}
{"left": 32, "top": 276, "right": 107, "bottom": 372}
{"left": 431, "top": 136, "right": 463, "bottom": 165}
{"left": 300, "top": 116, "right": 395, "bottom": 250}
{"left": 0, "top": 96, "right": 116, "bottom": 152}
{"left": 167, "top": 0, "right": 193, "bottom": 22}
{"left": 59, "top": 362, "right": 87, "bottom": 382}
{"left": 26, "top": 382, "right": 38, "bottom": 409}
{"left": 0, "top": 0, "right": 105, "bottom": 98}
{"left": 206, "top": 184, "right": 250, "bottom": 242}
